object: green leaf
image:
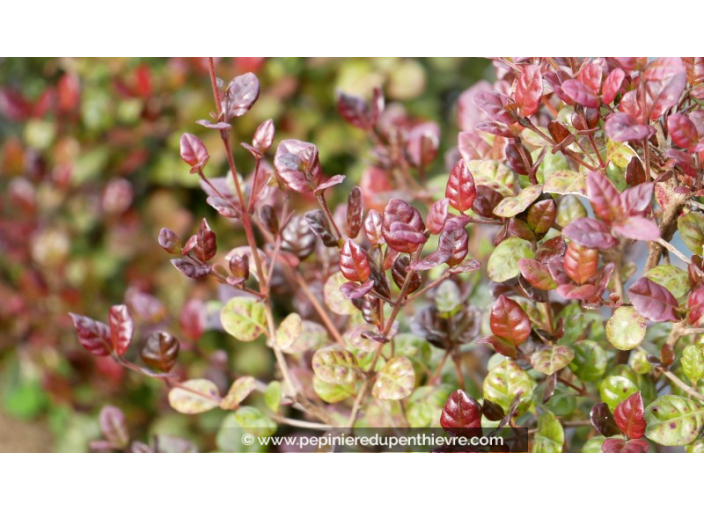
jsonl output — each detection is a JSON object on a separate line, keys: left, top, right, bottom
{"left": 324, "top": 272, "right": 358, "bottom": 315}
{"left": 220, "top": 297, "right": 267, "bottom": 342}
{"left": 483, "top": 360, "right": 534, "bottom": 416}
{"left": 275, "top": 313, "right": 302, "bottom": 350}
{"left": 283, "top": 320, "right": 329, "bottom": 354}
{"left": 531, "top": 345, "right": 575, "bottom": 375}
{"left": 630, "top": 349, "right": 654, "bottom": 375}
{"left": 606, "top": 139, "right": 639, "bottom": 168}
{"left": 493, "top": 184, "right": 543, "bottom": 218}
{"left": 645, "top": 395, "right": 704, "bottom": 446}
{"left": 682, "top": 345, "right": 704, "bottom": 386}
{"left": 264, "top": 381, "right": 282, "bottom": 413}
{"left": 312, "top": 346, "right": 363, "bottom": 385}
{"left": 685, "top": 438, "right": 704, "bottom": 453}
{"left": 556, "top": 195, "right": 587, "bottom": 228}
{"left": 216, "top": 413, "right": 265, "bottom": 453}
{"left": 569, "top": 341, "right": 607, "bottom": 382}
{"left": 533, "top": 410, "right": 564, "bottom": 453}
{"left": 599, "top": 376, "right": 639, "bottom": 412}
{"left": 372, "top": 356, "right": 416, "bottom": 400}
{"left": 582, "top": 435, "right": 606, "bottom": 453}
{"left": 435, "top": 280, "right": 461, "bottom": 315}
{"left": 645, "top": 265, "right": 689, "bottom": 299}
{"left": 233, "top": 406, "right": 277, "bottom": 436}
{"left": 168, "top": 379, "right": 220, "bottom": 414}
{"left": 406, "top": 385, "right": 454, "bottom": 427}
{"left": 465, "top": 160, "right": 516, "bottom": 197}
{"left": 678, "top": 211, "right": 704, "bottom": 256}
{"left": 220, "top": 376, "right": 256, "bottom": 410}
{"left": 313, "top": 375, "right": 356, "bottom": 403}
{"left": 487, "top": 237, "right": 534, "bottom": 282}
{"left": 606, "top": 307, "right": 647, "bottom": 350}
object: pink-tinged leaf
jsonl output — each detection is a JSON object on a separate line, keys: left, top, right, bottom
{"left": 412, "top": 230, "right": 456, "bottom": 271}
{"left": 364, "top": 210, "right": 383, "bottom": 245}
{"left": 612, "top": 216, "right": 660, "bottom": 241}
{"left": 688, "top": 285, "right": 704, "bottom": 326}
{"left": 668, "top": 113, "right": 699, "bottom": 150}
{"left": 620, "top": 183, "right": 654, "bottom": 217}
{"left": 650, "top": 73, "right": 686, "bottom": 120}
{"left": 490, "top": 295, "right": 531, "bottom": 345}
{"left": 224, "top": 73, "right": 260, "bottom": 119}
{"left": 315, "top": 175, "right": 346, "bottom": 193}
{"left": 555, "top": 283, "right": 599, "bottom": 301}
{"left": 444, "top": 228, "right": 470, "bottom": 267}
{"left": 562, "top": 217, "right": 618, "bottom": 249}
{"left": 336, "top": 91, "right": 374, "bottom": 129}
{"left": 618, "top": 91, "right": 644, "bottom": 123}
{"left": 440, "top": 390, "right": 482, "bottom": 434}
{"left": 339, "top": 239, "right": 371, "bottom": 282}
{"left": 602, "top": 68, "right": 626, "bottom": 104}
{"left": 445, "top": 159, "right": 476, "bottom": 212}
{"left": 643, "top": 58, "right": 684, "bottom": 81}
{"left": 613, "top": 392, "right": 646, "bottom": 439}
{"left": 586, "top": 172, "right": 623, "bottom": 223}
{"left": 614, "top": 58, "right": 647, "bottom": 72}
{"left": 180, "top": 300, "right": 206, "bottom": 341}
{"left": 443, "top": 214, "right": 472, "bottom": 232}
{"left": 515, "top": 64, "right": 543, "bottom": 117}
{"left": 602, "top": 438, "right": 649, "bottom": 453}
{"left": 340, "top": 280, "right": 374, "bottom": 299}
{"left": 449, "top": 258, "right": 481, "bottom": 274}
{"left": 627, "top": 277, "right": 679, "bottom": 322}
{"left": 458, "top": 131, "right": 491, "bottom": 160}
{"left": 69, "top": 313, "right": 112, "bottom": 356}
{"left": 577, "top": 62, "right": 603, "bottom": 94}
{"left": 477, "top": 335, "right": 518, "bottom": 358}
{"left": 561, "top": 79, "right": 600, "bottom": 108}
{"left": 196, "top": 120, "right": 231, "bottom": 130}
{"left": 109, "top": 305, "right": 133, "bottom": 357}
{"left": 193, "top": 218, "right": 217, "bottom": 262}
{"left": 179, "top": 133, "right": 209, "bottom": 171}
{"left": 605, "top": 113, "right": 655, "bottom": 142}
{"left": 474, "top": 91, "right": 514, "bottom": 125}
{"left": 274, "top": 139, "right": 322, "bottom": 193}
{"left": 475, "top": 120, "right": 514, "bottom": 138}
{"left": 518, "top": 258, "right": 557, "bottom": 291}
{"left": 564, "top": 242, "right": 598, "bottom": 285}
{"left": 206, "top": 197, "right": 240, "bottom": 218}
{"left": 99, "top": 406, "right": 129, "bottom": 448}
{"left": 158, "top": 228, "right": 180, "bottom": 254}
{"left": 426, "top": 199, "right": 449, "bottom": 235}
{"left": 253, "top": 119, "right": 275, "bottom": 153}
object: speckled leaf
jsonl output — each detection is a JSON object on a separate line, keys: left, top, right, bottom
{"left": 487, "top": 237, "right": 534, "bottom": 282}
{"left": 518, "top": 258, "right": 557, "bottom": 290}
{"left": 313, "top": 376, "right": 356, "bottom": 403}
{"left": 493, "top": 185, "right": 543, "bottom": 218}
{"left": 606, "top": 307, "right": 647, "bottom": 350}
{"left": 682, "top": 345, "right": 704, "bottom": 386}
{"left": 531, "top": 345, "right": 575, "bottom": 375}
{"left": 275, "top": 313, "right": 302, "bottom": 350}
{"left": 543, "top": 170, "right": 587, "bottom": 196}
{"left": 168, "top": 379, "right": 220, "bottom": 414}
{"left": 533, "top": 410, "right": 564, "bottom": 453}
{"left": 645, "top": 395, "right": 704, "bottom": 446}
{"left": 220, "top": 297, "right": 267, "bottom": 342}
{"left": 599, "top": 375, "right": 639, "bottom": 412}
{"left": 483, "top": 360, "right": 534, "bottom": 416}
{"left": 312, "top": 346, "right": 362, "bottom": 386}
{"left": 465, "top": 160, "right": 515, "bottom": 197}
{"left": 645, "top": 265, "right": 689, "bottom": 299}
{"left": 220, "top": 376, "right": 256, "bottom": 410}
{"left": 372, "top": 356, "right": 416, "bottom": 400}
{"left": 678, "top": 211, "right": 704, "bottom": 256}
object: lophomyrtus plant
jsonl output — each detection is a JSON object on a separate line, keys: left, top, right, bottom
{"left": 71, "top": 57, "right": 704, "bottom": 453}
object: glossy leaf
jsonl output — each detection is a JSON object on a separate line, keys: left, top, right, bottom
{"left": 515, "top": 64, "right": 543, "bottom": 117}
{"left": 339, "top": 239, "right": 371, "bottom": 282}
{"left": 564, "top": 242, "right": 598, "bottom": 285}
{"left": 606, "top": 306, "right": 647, "bottom": 350}
{"left": 614, "top": 392, "right": 646, "bottom": 439}
{"left": 440, "top": 389, "right": 482, "bottom": 433}
{"left": 168, "top": 379, "right": 220, "bottom": 415}
{"left": 482, "top": 360, "right": 534, "bottom": 416}
{"left": 171, "top": 258, "right": 210, "bottom": 279}
{"left": 445, "top": 159, "right": 476, "bottom": 212}
{"left": 372, "top": 356, "right": 416, "bottom": 400}
{"left": 668, "top": 113, "right": 699, "bottom": 149}
{"left": 533, "top": 410, "right": 564, "bottom": 453}
{"left": 305, "top": 210, "right": 337, "bottom": 248}
{"left": 590, "top": 402, "right": 621, "bottom": 437}
{"left": 382, "top": 199, "right": 427, "bottom": 254}
{"left": 224, "top": 73, "right": 260, "bottom": 119}
{"left": 605, "top": 113, "right": 655, "bottom": 142}
{"left": 682, "top": 345, "right": 704, "bottom": 386}
{"left": 69, "top": 313, "right": 111, "bottom": 356}
{"left": 493, "top": 184, "right": 542, "bottom": 218}
{"left": 612, "top": 216, "right": 660, "bottom": 242}
{"left": 599, "top": 376, "right": 639, "bottom": 412}
{"left": 346, "top": 186, "right": 364, "bottom": 239}
{"left": 179, "top": 133, "right": 209, "bottom": 171}
{"left": 313, "top": 376, "right": 356, "bottom": 404}
{"left": 108, "top": 305, "right": 133, "bottom": 357}
{"left": 426, "top": 199, "right": 449, "bottom": 235}
{"left": 678, "top": 211, "right": 704, "bottom": 256}
{"left": 586, "top": 172, "right": 622, "bottom": 223}
{"left": 518, "top": 258, "right": 557, "bottom": 290}
{"left": 601, "top": 438, "right": 649, "bottom": 453}
{"left": 274, "top": 139, "right": 322, "bottom": 193}
{"left": 220, "top": 297, "right": 267, "bottom": 342}
{"left": 490, "top": 295, "right": 531, "bottom": 345}
{"left": 627, "top": 277, "right": 679, "bottom": 323}
{"left": 253, "top": 118, "right": 274, "bottom": 153}
{"left": 561, "top": 79, "right": 600, "bottom": 108}
{"left": 645, "top": 265, "right": 689, "bottom": 299}
{"left": 324, "top": 272, "right": 358, "bottom": 315}
{"left": 140, "top": 332, "right": 179, "bottom": 372}
{"left": 531, "top": 345, "right": 575, "bottom": 375}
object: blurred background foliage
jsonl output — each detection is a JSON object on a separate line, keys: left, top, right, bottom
{"left": 0, "top": 57, "right": 489, "bottom": 451}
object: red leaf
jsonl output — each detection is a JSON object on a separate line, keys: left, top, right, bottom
{"left": 474, "top": 91, "right": 513, "bottom": 124}
{"left": 346, "top": 186, "right": 364, "bottom": 239}
{"left": 602, "top": 68, "right": 625, "bottom": 104}
{"left": 382, "top": 199, "right": 427, "bottom": 254}
{"left": 601, "top": 438, "right": 649, "bottom": 453}
{"left": 643, "top": 58, "right": 684, "bottom": 82}
{"left": 336, "top": 91, "right": 374, "bottom": 129}
{"left": 561, "top": 79, "right": 600, "bottom": 108}
{"left": 109, "top": 305, "right": 133, "bottom": 357}
{"left": 426, "top": 199, "right": 449, "bottom": 235}
{"left": 650, "top": 73, "right": 686, "bottom": 120}
{"left": 627, "top": 277, "right": 679, "bottom": 322}
{"left": 562, "top": 217, "right": 618, "bottom": 249}
{"left": 69, "top": 313, "right": 112, "bottom": 356}
{"left": 668, "top": 113, "right": 700, "bottom": 150}
{"left": 518, "top": 258, "right": 557, "bottom": 291}
{"left": 364, "top": 210, "right": 383, "bottom": 245}
{"left": 477, "top": 335, "right": 518, "bottom": 358}
{"left": 564, "top": 242, "right": 598, "bottom": 285}
{"left": 339, "top": 239, "right": 371, "bottom": 282}
{"left": 445, "top": 159, "right": 476, "bottom": 212}
{"left": 490, "top": 295, "right": 531, "bottom": 345}
{"left": 687, "top": 285, "right": 704, "bottom": 326}
{"left": 179, "top": 133, "right": 209, "bottom": 171}
{"left": 612, "top": 216, "right": 660, "bottom": 241}
{"left": 613, "top": 392, "right": 646, "bottom": 439}
{"left": 253, "top": 119, "right": 275, "bottom": 153}
{"left": 274, "top": 139, "right": 322, "bottom": 193}
{"left": 605, "top": 113, "right": 655, "bottom": 142}
{"left": 586, "top": 172, "right": 623, "bottom": 223}
{"left": 440, "top": 389, "right": 482, "bottom": 434}
{"left": 577, "top": 62, "right": 603, "bottom": 94}
{"left": 515, "top": 64, "right": 543, "bottom": 117}
{"left": 340, "top": 280, "right": 374, "bottom": 299}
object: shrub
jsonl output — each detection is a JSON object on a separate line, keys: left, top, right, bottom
{"left": 71, "top": 57, "right": 704, "bottom": 453}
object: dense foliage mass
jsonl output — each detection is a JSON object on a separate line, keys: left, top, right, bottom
{"left": 7, "top": 57, "right": 704, "bottom": 452}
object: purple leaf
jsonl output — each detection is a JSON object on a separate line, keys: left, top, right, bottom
{"left": 562, "top": 217, "right": 618, "bottom": 249}
{"left": 602, "top": 68, "right": 625, "bottom": 104}
{"left": 650, "top": 73, "right": 686, "bottom": 120}
{"left": 445, "top": 159, "right": 476, "bottom": 212}
{"left": 612, "top": 216, "right": 660, "bottom": 241}
{"left": 340, "top": 280, "right": 374, "bottom": 299}
{"left": 69, "top": 313, "right": 112, "bottom": 356}
{"left": 274, "top": 140, "right": 322, "bottom": 193}
{"left": 426, "top": 198, "right": 449, "bottom": 235}
{"left": 474, "top": 91, "right": 514, "bottom": 124}
{"left": 627, "top": 277, "right": 679, "bottom": 322}
{"left": 586, "top": 172, "right": 623, "bottom": 223}
{"left": 605, "top": 113, "right": 655, "bottom": 142}
{"left": 620, "top": 183, "right": 654, "bottom": 217}
{"left": 668, "top": 113, "right": 700, "bottom": 150}
{"left": 315, "top": 175, "right": 346, "bottom": 193}
{"left": 561, "top": 79, "right": 600, "bottom": 108}
{"left": 224, "top": 73, "right": 260, "bottom": 119}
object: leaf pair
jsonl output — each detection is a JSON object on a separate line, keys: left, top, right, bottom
{"left": 69, "top": 304, "right": 133, "bottom": 357}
